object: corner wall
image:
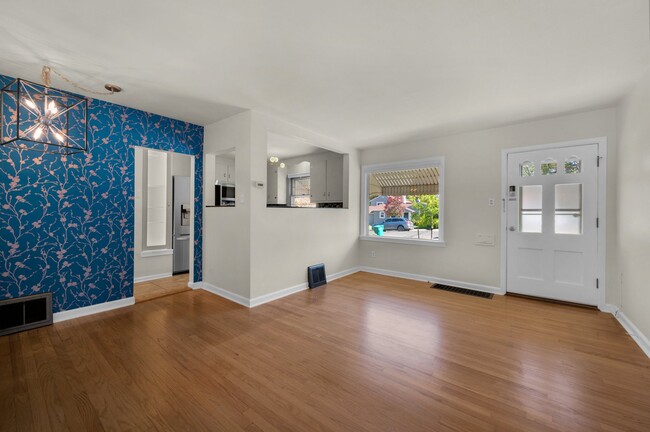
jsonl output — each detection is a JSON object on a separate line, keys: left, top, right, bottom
{"left": 616, "top": 68, "right": 650, "bottom": 343}
{"left": 202, "top": 111, "right": 252, "bottom": 298}
{"left": 201, "top": 111, "right": 360, "bottom": 302}
{"left": 359, "top": 108, "right": 619, "bottom": 303}
{"left": 248, "top": 112, "right": 360, "bottom": 299}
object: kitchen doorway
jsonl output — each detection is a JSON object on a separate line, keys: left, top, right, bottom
{"left": 133, "top": 147, "right": 194, "bottom": 302}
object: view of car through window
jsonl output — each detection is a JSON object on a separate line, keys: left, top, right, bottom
{"left": 368, "top": 194, "right": 439, "bottom": 240}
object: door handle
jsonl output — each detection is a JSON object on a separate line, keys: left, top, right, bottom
{"left": 509, "top": 226, "right": 516, "bottom": 232}
{"left": 175, "top": 236, "right": 190, "bottom": 241}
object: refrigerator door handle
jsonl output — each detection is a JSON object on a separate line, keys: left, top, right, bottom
{"left": 175, "top": 236, "right": 190, "bottom": 241}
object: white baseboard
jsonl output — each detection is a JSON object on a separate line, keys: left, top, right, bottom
{"left": 188, "top": 281, "right": 202, "bottom": 289}
{"left": 248, "top": 266, "right": 361, "bottom": 307}
{"left": 53, "top": 297, "right": 135, "bottom": 323}
{"left": 598, "top": 303, "right": 618, "bottom": 314}
{"left": 201, "top": 282, "right": 250, "bottom": 307}
{"left": 199, "top": 267, "right": 361, "bottom": 308}
{"left": 134, "top": 272, "right": 173, "bottom": 283}
{"left": 608, "top": 306, "right": 650, "bottom": 359}
{"left": 359, "top": 266, "right": 505, "bottom": 295}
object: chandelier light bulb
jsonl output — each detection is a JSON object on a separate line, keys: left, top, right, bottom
{"left": 269, "top": 156, "right": 279, "bottom": 163}
{"left": 24, "top": 99, "right": 37, "bottom": 110}
{"left": 48, "top": 100, "right": 58, "bottom": 114}
{"left": 33, "top": 127, "right": 43, "bottom": 139}
{"left": 280, "top": 163, "right": 285, "bottom": 168}
{"left": 54, "top": 132, "right": 65, "bottom": 143}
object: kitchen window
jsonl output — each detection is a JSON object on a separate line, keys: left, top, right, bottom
{"left": 290, "top": 175, "right": 316, "bottom": 208}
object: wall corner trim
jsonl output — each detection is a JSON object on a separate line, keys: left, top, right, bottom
{"left": 359, "top": 266, "right": 505, "bottom": 295}
{"left": 53, "top": 297, "right": 135, "bottom": 323}
{"left": 608, "top": 306, "right": 650, "bottom": 359}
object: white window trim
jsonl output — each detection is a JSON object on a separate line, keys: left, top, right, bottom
{"left": 379, "top": 211, "right": 385, "bottom": 219}
{"left": 141, "top": 249, "right": 174, "bottom": 258}
{"left": 360, "top": 157, "right": 445, "bottom": 245}
{"left": 142, "top": 148, "right": 172, "bottom": 252}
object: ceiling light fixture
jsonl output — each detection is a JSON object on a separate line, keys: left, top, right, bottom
{"left": 0, "top": 66, "right": 122, "bottom": 155}
{"left": 268, "top": 156, "right": 285, "bottom": 168}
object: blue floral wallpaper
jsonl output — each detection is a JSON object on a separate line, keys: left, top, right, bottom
{"left": 0, "top": 73, "right": 204, "bottom": 312}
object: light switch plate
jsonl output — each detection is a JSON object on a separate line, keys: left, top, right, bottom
{"left": 475, "top": 233, "right": 496, "bottom": 246}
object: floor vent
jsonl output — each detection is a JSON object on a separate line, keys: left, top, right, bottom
{"left": 431, "top": 284, "right": 493, "bottom": 299}
{"left": 0, "top": 292, "right": 53, "bottom": 336}
{"left": 308, "top": 263, "right": 327, "bottom": 288}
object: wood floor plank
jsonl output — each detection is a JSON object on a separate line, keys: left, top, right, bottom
{"left": 2, "top": 271, "right": 650, "bottom": 431}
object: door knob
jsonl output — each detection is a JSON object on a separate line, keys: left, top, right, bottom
{"left": 509, "top": 226, "right": 516, "bottom": 231}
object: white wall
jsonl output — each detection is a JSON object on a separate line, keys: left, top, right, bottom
{"left": 203, "top": 111, "right": 252, "bottom": 298}
{"left": 249, "top": 112, "right": 359, "bottom": 298}
{"left": 202, "top": 111, "right": 360, "bottom": 300}
{"left": 359, "top": 108, "right": 619, "bottom": 303}
{"left": 616, "top": 69, "right": 650, "bottom": 341}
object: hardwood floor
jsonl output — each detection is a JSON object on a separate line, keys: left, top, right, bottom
{"left": 134, "top": 273, "right": 190, "bottom": 302}
{"left": 2, "top": 272, "right": 649, "bottom": 431}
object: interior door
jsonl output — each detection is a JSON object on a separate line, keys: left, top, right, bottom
{"left": 506, "top": 144, "right": 599, "bottom": 305}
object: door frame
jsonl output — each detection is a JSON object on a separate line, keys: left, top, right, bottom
{"left": 500, "top": 137, "right": 608, "bottom": 310}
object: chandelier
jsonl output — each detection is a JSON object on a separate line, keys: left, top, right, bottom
{"left": 268, "top": 156, "right": 285, "bottom": 168}
{"left": 0, "top": 66, "right": 121, "bottom": 155}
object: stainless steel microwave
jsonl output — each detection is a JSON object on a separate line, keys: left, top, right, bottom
{"left": 215, "top": 184, "right": 235, "bottom": 206}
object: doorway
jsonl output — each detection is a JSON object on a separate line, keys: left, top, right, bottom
{"left": 503, "top": 139, "right": 605, "bottom": 306}
{"left": 133, "top": 147, "right": 194, "bottom": 302}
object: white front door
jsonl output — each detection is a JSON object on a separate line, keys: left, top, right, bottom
{"left": 506, "top": 144, "right": 599, "bottom": 305}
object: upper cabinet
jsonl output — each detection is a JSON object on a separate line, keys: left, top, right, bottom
{"left": 310, "top": 155, "right": 343, "bottom": 203}
{"left": 215, "top": 157, "right": 235, "bottom": 185}
{"left": 204, "top": 149, "right": 236, "bottom": 207}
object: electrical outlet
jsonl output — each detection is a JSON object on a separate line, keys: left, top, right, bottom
{"left": 488, "top": 198, "right": 495, "bottom": 206}
{"left": 371, "top": 250, "right": 376, "bottom": 258}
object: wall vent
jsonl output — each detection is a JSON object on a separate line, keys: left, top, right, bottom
{"left": 0, "top": 292, "right": 52, "bottom": 336}
{"left": 307, "top": 263, "right": 327, "bottom": 289}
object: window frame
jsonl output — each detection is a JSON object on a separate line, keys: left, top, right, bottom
{"left": 360, "top": 157, "right": 445, "bottom": 246}
{"left": 288, "top": 173, "right": 315, "bottom": 208}
{"left": 141, "top": 148, "right": 172, "bottom": 252}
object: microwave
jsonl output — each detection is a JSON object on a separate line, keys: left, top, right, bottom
{"left": 215, "top": 184, "right": 235, "bottom": 206}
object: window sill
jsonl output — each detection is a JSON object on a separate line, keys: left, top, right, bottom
{"left": 141, "top": 249, "right": 174, "bottom": 258}
{"left": 359, "top": 236, "right": 446, "bottom": 247}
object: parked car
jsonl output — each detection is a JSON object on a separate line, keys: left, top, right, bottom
{"left": 383, "top": 217, "right": 414, "bottom": 231}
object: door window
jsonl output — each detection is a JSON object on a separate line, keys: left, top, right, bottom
{"left": 519, "top": 185, "right": 543, "bottom": 233}
{"left": 555, "top": 183, "right": 582, "bottom": 235}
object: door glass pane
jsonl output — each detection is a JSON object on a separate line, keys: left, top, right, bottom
{"left": 555, "top": 183, "right": 582, "bottom": 235}
{"left": 565, "top": 156, "right": 581, "bottom": 174}
{"left": 541, "top": 159, "right": 557, "bottom": 175}
{"left": 520, "top": 161, "right": 534, "bottom": 177}
{"left": 520, "top": 185, "right": 542, "bottom": 233}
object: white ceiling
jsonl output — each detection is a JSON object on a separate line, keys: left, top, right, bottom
{"left": 267, "top": 132, "right": 332, "bottom": 160}
{"left": 1, "top": 0, "right": 648, "bottom": 149}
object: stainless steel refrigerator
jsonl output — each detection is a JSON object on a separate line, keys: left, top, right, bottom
{"left": 173, "top": 176, "right": 191, "bottom": 274}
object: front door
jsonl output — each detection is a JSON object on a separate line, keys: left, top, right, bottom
{"left": 506, "top": 144, "right": 599, "bottom": 305}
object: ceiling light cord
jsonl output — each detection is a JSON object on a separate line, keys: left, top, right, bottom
{"left": 43, "top": 66, "right": 121, "bottom": 96}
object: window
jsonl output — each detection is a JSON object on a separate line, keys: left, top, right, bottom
{"left": 290, "top": 175, "right": 316, "bottom": 208}
{"left": 541, "top": 158, "right": 558, "bottom": 175}
{"left": 361, "top": 158, "right": 444, "bottom": 245}
{"left": 143, "top": 149, "right": 171, "bottom": 250}
{"left": 520, "top": 161, "right": 535, "bottom": 177}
